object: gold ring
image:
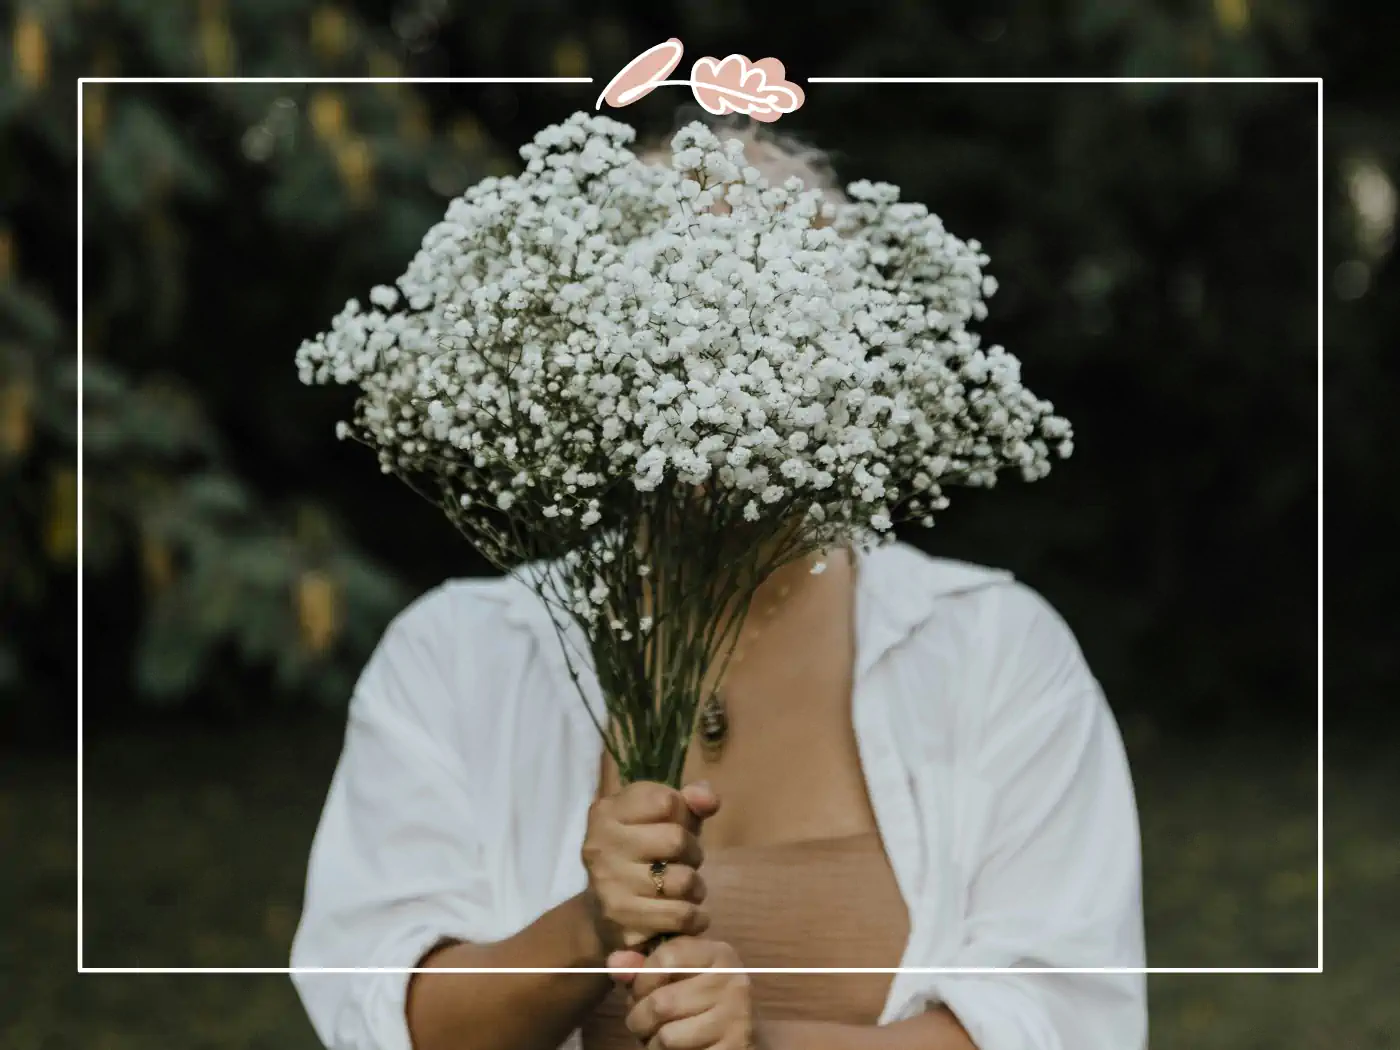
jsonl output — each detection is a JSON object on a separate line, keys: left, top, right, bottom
{"left": 650, "top": 860, "right": 667, "bottom": 897}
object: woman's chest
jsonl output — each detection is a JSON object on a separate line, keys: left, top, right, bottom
{"left": 600, "top": 641, "right": 880, "bottom": 851}
{"left": 579, "top": 833, "right": 910, "bottom": 1050}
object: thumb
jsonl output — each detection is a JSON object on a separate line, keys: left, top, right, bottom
{"left": 680, "top": 780, "right": 721, "bottom": 821}
{"left": 608, "top": 949, "right": 647, "bottom": 986}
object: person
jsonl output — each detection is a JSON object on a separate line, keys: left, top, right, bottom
{"left": 289, "top": 121, "right": 1147, "bottom": 1050}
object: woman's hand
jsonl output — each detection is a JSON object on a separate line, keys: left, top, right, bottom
{"left": 581, "top": 781, "right": 720, "bottom": 953}
{"left": 612, "top": 937, "right": 767, "bottom": 1050}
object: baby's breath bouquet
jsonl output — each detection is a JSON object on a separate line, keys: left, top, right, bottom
{"left": 297, "top": 112, "right": 1072, "bottom": 786}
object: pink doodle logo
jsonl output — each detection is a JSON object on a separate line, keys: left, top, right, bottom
{"left": 596, "top": 38, "right": 805, "bottom": 123}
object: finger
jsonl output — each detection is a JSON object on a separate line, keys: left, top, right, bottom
{"left": 630, "top": 963, "right": 682, "bottom": 1003}
{"left": 615, "top": 898, "right": 709, "bottom": 948}
{"left": 646, "top": 1008, "right": 729, "bottom": 1050}
{"left": 679, "top": 781, "right": 721, "bottom": 824}
{"left": 631, "top": 936, "right": 716, "bottom": 1000}
{"left": 608, "top": 949, "right": 647, "bottom": 987}
{"left": 631, "top": 969, "right": 675, "bottom": 1003}
{"left": 624, "top": 821, "right": 704, "bottom": 868}
{"left": 637, "top": 862, "right": 706, "bottom": 904}
{"left": 626, "top": 973, "right": 729, "bottom": 1041}
{"left": 646, "top": 936, "right": 734, "bottom": 969}
{"left": 614, "top": 781, "right": 692, "bottom": 826}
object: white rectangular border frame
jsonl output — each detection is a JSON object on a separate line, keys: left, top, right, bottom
{"left": 75, "top": 74, "right": 1325, "bottom": 976}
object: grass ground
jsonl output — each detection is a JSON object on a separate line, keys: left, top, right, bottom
{"left": 3, "top": 717, "right": 1393, "bottom": 1049}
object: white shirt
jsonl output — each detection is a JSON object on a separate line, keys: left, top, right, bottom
{"left": 291, "top": 541, "right": 1147, "bottom": 1050}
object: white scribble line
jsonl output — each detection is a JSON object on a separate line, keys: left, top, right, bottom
{"left": 76, "top": 76, "right": 86, "bottom": 975}
{"left": 806, "top": 76, "right": 1323, "bottom": 84}
{"left": 1314, "top": 78, "right": 1325, "bottom": 974}
{"left": 73, "top": 75, "right": 1324, "bottom": 979}
{"left": 78, "top": 76, "right": 593, "bottom": 84}
{"left": 77, "top": 966, "right": 1324, "bottom": 975}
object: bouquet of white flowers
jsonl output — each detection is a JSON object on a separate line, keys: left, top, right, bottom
{"left": 297, "top": 111, "right": 1072, "bottom": 785}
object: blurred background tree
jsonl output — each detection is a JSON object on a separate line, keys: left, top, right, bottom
{"left": 3, "top": 0, "right": 1364, "bottom": 741}
{"left": 2, "top": 1, "right": 1395, "bottom": 1045}
{"left": 2, "top": 0, "right": 529, "bottom": 734}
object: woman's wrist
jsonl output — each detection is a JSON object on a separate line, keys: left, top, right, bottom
{"left": 566, "top": 888, "right": 610, "bottom": 968}
{"left": 407, "top": 895, "right": 618, "bottom": 1050}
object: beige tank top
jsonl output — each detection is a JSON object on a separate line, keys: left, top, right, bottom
{"left": 580, "top": 831, "right": 910, "bottom": 1050}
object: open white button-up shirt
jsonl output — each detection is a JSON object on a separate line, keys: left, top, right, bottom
{"left": 291, "top": 541, "right": 1147, "bottom": 1050}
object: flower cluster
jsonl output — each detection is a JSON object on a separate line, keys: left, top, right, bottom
{"left": 297, "top": 111, "right": 1073, "bottom": 783}
{"left": 297, "top": 111, "right": 1071, "bottom": 574}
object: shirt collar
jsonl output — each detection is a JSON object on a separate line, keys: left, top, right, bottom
{"left": 852, "top": 540, "right": 1013, "bottom": 678}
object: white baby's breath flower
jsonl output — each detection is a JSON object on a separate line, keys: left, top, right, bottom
{"left": 299, "top": 108, "right": 1072, "bottom": 609}
{"left": 295, "top": 110, "right": 1079, "bottom": 792}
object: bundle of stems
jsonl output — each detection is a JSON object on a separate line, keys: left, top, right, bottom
{"left": 430, "top": 472, "right": 823, "bottom": 786}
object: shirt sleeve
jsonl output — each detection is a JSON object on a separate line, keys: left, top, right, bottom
{"left": 290, "top": 584, "right": 499, "bottom": 1050}
{"left": 893, "top": 583, "right": 1148, "bottom": 1050}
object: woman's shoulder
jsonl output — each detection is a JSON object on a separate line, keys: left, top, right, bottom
{"left": 346, "top": 564, "right": 576, "bottom": 757}
{"left": 388, "top": 560, "right": 556, "bottom": 637}
{"left": 363, "top": 563, "right": 559, "bottom": 701}
{"left": 871, "top": 540, "right": 1016, "bottom": 599}
{"left": 879, "top": 541, "right": 1073, "bottom": 628}
{"left": 876, "top": 542, "right": 1090, "bottom": 685}
{"left": 877, "top": 547, "right": 1106, "bottom": 759}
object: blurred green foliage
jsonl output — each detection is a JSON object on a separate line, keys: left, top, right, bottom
{"left": 9, "top": 724, "right": 1385, "bottom": 1048}
{"left": 0, "top": 0, "right": 1382, "bottom": 740}
{"left": 0, "top": 2, "right": 1390, "bottom": 1048}
{"left": 1, "top": 0, "right": 519, "bottom": 725}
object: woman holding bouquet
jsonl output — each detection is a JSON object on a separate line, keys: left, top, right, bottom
{"left": 290, "top": 115, "right": 1146, "bottom": 1050}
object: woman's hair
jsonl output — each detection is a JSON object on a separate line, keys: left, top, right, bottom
{"left": 640, "top": 105, "right": 846, "bottom": 202}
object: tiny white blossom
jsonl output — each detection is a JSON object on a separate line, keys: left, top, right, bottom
{"left": 298, "top": 109, "right": 1073, "bottom": 630}
{"left": 369, "top": 284, "right": 400, "bottom": 309}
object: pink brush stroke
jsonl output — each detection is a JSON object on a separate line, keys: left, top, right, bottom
{"left": 690, "top": 55, "right": 805, "bottom": 122}
{"left": 595, "top": 38, "right": 686, "bottom": 109}
{"left": 595, "top": 40, "right": 805, "bottom": 123}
